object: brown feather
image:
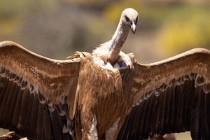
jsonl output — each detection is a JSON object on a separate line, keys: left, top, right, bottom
{"left": 0, "top": 41, "right": 80, "bottom": 119}
{"left": 0, "top": 41, "right": 79, "bottom": 139}
{"left": 11, "top": 88, "right": 23, "bottom": 130}
{"left": 6, "top": 83, "right": 19, "bottom": 128}
{"left": 118, "top": 48, "right": 210, "bottom": 139}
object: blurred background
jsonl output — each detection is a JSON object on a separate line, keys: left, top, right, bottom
{"left": 0, "top": 0, "right": 210, "bottom": 139}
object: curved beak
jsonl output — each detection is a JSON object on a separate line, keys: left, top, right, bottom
{"left": 131, "top": 22, "right": 136, "bottom": 34}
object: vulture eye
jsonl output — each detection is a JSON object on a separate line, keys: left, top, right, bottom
{"left": 125, "top": 16, "right": 130, "bottom": 22}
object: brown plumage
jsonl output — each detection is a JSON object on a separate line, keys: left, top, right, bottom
{"left": 0, "top": 8, "right": 210, "bottom": 140}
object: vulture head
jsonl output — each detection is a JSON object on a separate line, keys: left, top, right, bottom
{"left": 121, "top": 8, "right": 138, "bottom": 34}
{"left": 93, "top": 8, "right": 139, "bottom": 69}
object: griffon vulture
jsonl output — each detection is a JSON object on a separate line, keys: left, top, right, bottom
{"left": 0, "top": 8, "right": 210, "bottom": 140}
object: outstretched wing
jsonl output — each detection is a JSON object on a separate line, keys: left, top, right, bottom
{"left": 0, "top": 41, "right": 80, "bottom": 139}
{"left": 118, "top": 48, "right": 210, "bottom": 140}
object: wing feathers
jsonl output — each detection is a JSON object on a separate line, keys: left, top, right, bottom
{"left": 118, "top": 49, "right": 210, "bottom": 139}
{"left": 168, "top": 83, "right": 176, "bottom": 132}
{"left": 37, "top": 101, "right": 44, "bottom": 139}
{"left": 6, "top": 83, "right": 19, "bottom": 128}
{"left": 140, "top": 95, "right": 150, "bottom": 137}
{"left": 0, "top": 80, "right": 63, "bottom": 140}
{"left": 0, "top": 41, "right": 79, "bottom": 139}
{"left": 205, "top": 92, "right": 210, "bottom": 138}
{"left": 118, "top": 75, "right": 200, "bottom": 139}
{"left": 191, "top": 87, "right": 201, "bottom": 139}
{"left": 163, "top": 87, "right": 170, "bottom": 131}
{"left": 0, "top": 78, "right": 10, "bottom": 126}
{"left": 18, "top": 90, "right": 29, "bottom": 132}
{"left": 13, "top": 89, "right": 24, "bottom": 132}
{"left": 0, "top": 41, "right": 80, "bottom": 115}
{"left": 43, "top": 109, "right": 52, "bottom": 140}
{"left": 29, "top": 94, "right": 39, "bottom": 138}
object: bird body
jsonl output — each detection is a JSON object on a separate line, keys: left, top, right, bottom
{"left": 0, "top": 8, "right": 210, "bottom": 140}
{"left": 75, "top": 52, "right": 135, "bottom": 139}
